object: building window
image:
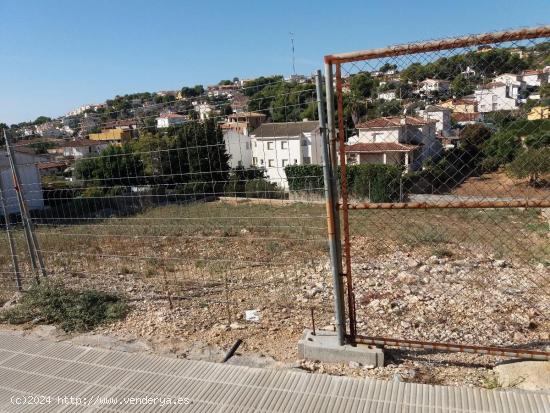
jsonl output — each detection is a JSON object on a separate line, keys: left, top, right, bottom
{"left": 303, "top": 157, "right": 311, "bottom": 164}
{"left": 252, "top": 157, "right": 258, "bottom": 165}
{"left": 260, "top": 159, "right": 264, "bottom": 165}
{"left": 282, "top": 159, "right": 288, "bottom": 167}
{"left": 267, "top": 141, "right": 275, "bottom": 150}
{"left": 281, "top": 141, "right": 288, "bottom": 149}
{"left": 268, "top": 159, "right": 275, "bottom": 167}
{"left": 301, "top": 139, "right": 308, "bottom": 146}
{"left": 294, "top": 159, "right": 298, "bottom": 164}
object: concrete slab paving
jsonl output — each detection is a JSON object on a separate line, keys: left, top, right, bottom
{"left": 0, "top": 331, "right": 548, "bottom": 412}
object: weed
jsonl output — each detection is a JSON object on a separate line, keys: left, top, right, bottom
{"left": 482, "top": 375, "right": 502, "bottom": 389}
{"left": 120, "top": 266, "right": 132, "bottom": 275}
{"left": 431, "top": 247, "right": 454, "bottom": 258}
{"left": 0, "top": 279, "right": 127, "bottom": 332}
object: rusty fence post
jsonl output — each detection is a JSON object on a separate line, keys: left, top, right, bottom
{"left": 316, "top": 70, "right": 345, "bottom": 345}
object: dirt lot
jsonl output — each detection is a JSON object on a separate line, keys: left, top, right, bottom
{"left": 0, "top": 200, "right": 548, "bottom": 387}
{"left": 453, "top": 171, "right": 550, "bottom": 199}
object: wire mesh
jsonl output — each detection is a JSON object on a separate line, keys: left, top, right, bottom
{"left": 329, "top": 28, "right": 550, "bottom": 353}
{"left": 0, "top": 76, "right": 336, "bottom": 356}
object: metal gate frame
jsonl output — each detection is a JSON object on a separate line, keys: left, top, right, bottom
{"left": 324, "top": 26, "right": 550, "bottom": 360}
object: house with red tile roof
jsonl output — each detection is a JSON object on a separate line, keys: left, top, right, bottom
{"left": 346, "top": 116, "right": 442, "bottom": 171}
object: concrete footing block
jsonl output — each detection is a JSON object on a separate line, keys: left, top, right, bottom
{"left": 298, "top": 329, "right": 384, "bottom": 367}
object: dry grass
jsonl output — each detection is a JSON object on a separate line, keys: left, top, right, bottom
{"left": 0, "top": 200, "right": 548, "bottom": 306}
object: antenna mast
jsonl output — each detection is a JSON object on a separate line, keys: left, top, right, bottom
{"left": 289, "top": 32, "right": 296, "bottom": 76}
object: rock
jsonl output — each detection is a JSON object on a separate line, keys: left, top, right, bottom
{"left": 1, "top": 292, "right": 22, "bottom": 310}
{"left": 213, "top": 324, "right": 230, "bottom": 331}
{"left": 493, "top": 260, "right": 508, "bottom": 268}
{"left": 240, "top": 228, "right": 249, "bottom": 234}
{"left": 495, "top": 361, "right": 550, "bottom": 391}
{"left": 418, "top": 265, "right": 430, "bottom": 273}
{"left": 396, "top": 272, "right": 418, "bottom": 284}
{"left": 392, "top": 373, "right": 403, "bottom": 382}
{"left": 230, "top": 322, "right": 245, "bottom": 330}
{"left": 348, "top": 361, "right": 361, "bottom": 369}
{"left": 305, "top": 287, "right": 323, "bottom": 298}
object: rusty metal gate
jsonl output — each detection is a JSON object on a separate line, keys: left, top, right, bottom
{"left": 324, "top": 26, "right": 550, "bottom": 360}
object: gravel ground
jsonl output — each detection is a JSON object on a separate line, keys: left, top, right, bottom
{"left": 1, "top": 202, "right": 548, "bottom": 388}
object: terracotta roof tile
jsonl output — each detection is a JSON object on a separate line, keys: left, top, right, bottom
{"left": 252, "top": 121, "right": 319, "bottom": 137}
{"left": 356, "top": 116, "right": 435, "bottom": 129}
{"left": 345, "top": 142, "right": 419, "bottom": 153}
{"left": 452, "top": 112, "right": 482, "bottom": 122}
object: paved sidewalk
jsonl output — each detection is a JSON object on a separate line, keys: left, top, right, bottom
{"left": 0, "top": 332, "right": 548, "bottom": 412}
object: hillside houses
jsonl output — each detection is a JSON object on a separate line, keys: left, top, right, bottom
{"left": 415, "top": 79, "right": 450, "bottom": 95}
{"left": 61, "top": 139, "right": 108, "bottom": 159}
{"left": 521, "top": 69, "right": 548, "bottom": 87}
{"left": 220, "top": 112, "right": 266, "bottom": 169}
{"left": 440, "top": 99, "right": 478, "bottom": 113}
{"left": 378, "top": 90, "right": 398, "bottom": 101}
{"left": 417, "top": 105, "right": 452, "bottom": 137}
{"left": 156, "top": 113, "right": 188, "bottom": 128}
{"left": 250, "top": 121, "right": 323, "bottom": 188}
{"left": 346, "top": 116, "right": 442, "bottom": 171}
{"left": 474, "top": 82, "right": 520, "bottom": 112}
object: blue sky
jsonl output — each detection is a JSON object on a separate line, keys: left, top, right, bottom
{"left": 1, "top": 0, "right": 549, "bottom": 124}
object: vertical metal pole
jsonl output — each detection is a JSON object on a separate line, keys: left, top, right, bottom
{"left": 316, "top": 70, "right": 345, "bottom": 345}
{"left": 324, "top": 62, "right": 339, "bottom": 179}
{"left": 324, "top": 62, "right": 343, "bottom": 264}
{"left": 335, "top": 63, "right": 357, "bottom": 341}
{"left": 3, "top": 129, "right": 47, "bottom": 278}
{"left": 0, "top": 181, "right": 22, "bottom": 291}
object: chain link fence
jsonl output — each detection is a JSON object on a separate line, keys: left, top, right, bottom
{"left": 0, "top": 76, "right": 337, "bottom": 359}
{"left": 326, "top": 27, "right": 550, "bottom": 358}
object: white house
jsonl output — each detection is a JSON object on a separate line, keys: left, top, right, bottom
{"left": 35, "top": 122, "right": 66, "bottom": 138}
{"left": 0, "top": 150, "right": 44, "bottom": 215}
{"left": 250, "top": 121, "right": 322, "bottom": 188}
{"left": 521, "top": 69, "right": 548, "bottom": 87}
{"left": 494, "top": 73, "right": 525, "bottom": 90}
{"left": 416, "top": 78, "right": 450, "bottom": 95}
{"left": 193, "top": 102, "right": 215, "bottom": 120}
{"left": 474, "top": 82, "right": 520, "bottom": 112}
{"left": 347, "top": 116, "right": 442, "bottom": 171}
{"left": 417, "top": 105, "right": 452, "bottom": 137}
{"left": 62, "top": 139, "right": 107, "bottom": 159}
{"left": 221, "top": 112, "right": 266, "bottom": 169}
{"left": 451, "top": 112, "right": 484, "bottom": 126}
{"left": 378, "top": 90, "right": 397, "bottom": 101}
{"left": 156, "top": 113, "right": 188, "bottom": 128}
{"left": 223, "top": 130, "right": 252, "bottom": 169}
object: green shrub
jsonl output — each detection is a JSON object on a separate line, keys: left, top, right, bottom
{"left": 482, "top": 131, "right": 521, "bottom": 166}
{"left": 285, "top": 165, "right": 324, "bottom": 192}
{"left": 245, "top": 179, "right": 284, "bottom": 199}
{"left": 285, "top": 163, "right": 403, "bottom": 202}
{"left": 507, "top": 148, "right": 550, "bottom": 186}
{"left": 81, "top": 186, "right": 104, "bottom": 199}
{"left": 348, "top": 164, "right": 402, "bottom": 202}
{"left": 0, "top": 280, "right": 127, "bottom": 332}
{"left": 480, "top": 156, "right": 501, "bottom": 173}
